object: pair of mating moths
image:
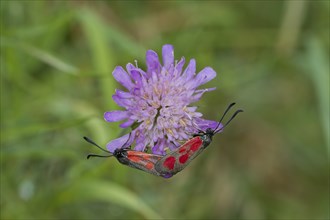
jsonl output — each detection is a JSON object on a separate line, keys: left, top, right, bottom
{"left": 84, "top": 103, "right": 243, "bottom": 178}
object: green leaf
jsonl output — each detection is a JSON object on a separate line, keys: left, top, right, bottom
{"left": 77, "top": 9, "right": 117, "bottom": 110}
{"left": 58, "top": 180, "right": 162, "bottom": 219}
{"left": 304, "top": 37, "right": 330, "bottom": 150}
{"left": 22, "top": 44, "right": 78, "bottom": 74}
{"left": 2, "top": 116, "right": 93, "bottom": 143}
{"left": 0, "top": 39, "right": 78, "bottom": 75}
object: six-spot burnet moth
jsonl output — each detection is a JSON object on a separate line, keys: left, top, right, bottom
{"left": 84, "top": 103, "right": 242, "bottom": 178}
{"left": 84, "top": 136, "right": 173, "bottom": 178}
{"left": 153, "top": 102, "right": 243, "bottom": 177}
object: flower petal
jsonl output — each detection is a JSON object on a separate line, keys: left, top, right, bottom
{"left": 183, "top": 59, "right": 196, "bottom": 80}
{"left": 130, "top": 69, "right": 142, "bottom": 86}
{"left": 194, "top": 67, "right": 216, "bottom": 87}
{"left": 194, "top": 117, "right": 222, "bottom": 132}
{"left": 151, "top": 140, "right": 167, "bottom": 155}
{"left": 146, "top": 50, "right": 160, "bottom": 74}
{"left": 112, "top": 94, "right": 133, "bottom": 108}
{"left": 120, "top": 119, "right": 135, "bottom": 128}
{"left": 175, "top": 57, "right": 185, "bottom": 74}
{"left": 190, "top": 93, "right": 204, "bottom": 103}
{"left": 134, "top": 132, "right": 146, "bottom": 152}
{"left": 104, "top": 111, "right": 129, "bottom": 122}
{"left": 126, "top": 63, "right": 135, "bottom": 73}
{"left": 168, "top": 140, "right": 179, "bottom": 151}
{"left": 115, "top": 89, "right": 133, "bottom": 99}
{"left": 190, "top": 88, "right": 216, "bottom": 103}
{"left": 127, "top": 63, "right": 147, "bottom": 85}
{"left": 112, "top": 66, "right": 134, "bottom": 90}
{"left": 106, "top": 132, "right": 135, "bottom": 153}
{"left": 162, "top": 44, "right": 174, "bottom": 69}
{"left": 134, "top": 143, "right": 145, "bottom": 152}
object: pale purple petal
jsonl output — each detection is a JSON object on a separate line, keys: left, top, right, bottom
{"left": 162, "top": 44, "right": 174, "bottom": 69}
{"left": 168, "top": 141, "right": 178, "bottom": 151}
{"left": 126, "top": 63, "right": 135, "bottom": 73}
{"left": 130, "top": 69, "right": 142, "bottom": 86}
{"left": 120, "top": 119, "right": 135, "bottom": 128}
{"left": 193, "top": 112, "right": 202, "bottom": 118}
{"left": 183, "top": 59, "right": 196, "bottom": 80}
{"left": 112, "top": 95, "right": 133, "bottom": 108}
{"left": 134, "top": 143, "right": 145, "bottom": 152}
{"left": 175, "top": 57, "right": 185, "bottom": 74}
{"left": 115, "top": 89, "right": 133, "bottom": 99}
{"left": 104, "top": 111, "right": 129, "bottom": 122}
{"left": 146, "top": 50, "right": 160, "bottom": 74}
{"left": 151, "top": 141, "right": 161, "bottom": 154}
{"left": 134, "top": 132, "right": 146, "bottom": 151}
{"left": 112, "top": 66, "right": 135, "bottom": 90}
{"left": 106, "top": 132, "right": 135, "bottom": 153}
{"left": 190, "top": 88, "right": 216, "bottom": 103}
{"left": 151, "top": 140, "right": 166, "bottom": 155}
{"left": 190, "top": 93, "right": 205, "bottom": 103}
{"left": 195, "top": 117, "right": 222, "bottom": 132}
{"left": 195, "top": 87, "right": 216, "bottom": 93}
{"left": 194, "top": 67, "right": 216, "bottom": 87}
{"left": 186, "top": 106, "right": 198, "bottom": 112}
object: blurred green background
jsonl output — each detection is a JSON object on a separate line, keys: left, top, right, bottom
{"left": 1, "top": 1, "right": 329, "bottom": 219}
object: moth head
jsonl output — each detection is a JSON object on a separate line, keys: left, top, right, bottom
{"left": 206, "top": 102, "right": 243, "bottom": 138}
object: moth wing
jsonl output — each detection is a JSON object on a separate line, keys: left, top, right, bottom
{"left": 155, "top": 137, "right": 204, "bottom": 175}
{"left": 125, "top": 151, "right": 163, "bottom": 177}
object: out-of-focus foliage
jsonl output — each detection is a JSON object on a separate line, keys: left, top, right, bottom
{"left": 1, "top": 1, "right": 329, "bottom": 219}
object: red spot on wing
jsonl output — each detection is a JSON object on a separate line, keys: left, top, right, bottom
{"left": 179, "top": 147, "right": 187, "bottom": 153}
{"left": 179, "top": 154, "right": 189, "bottom": 164}
{"left": 163, "top": 156, "right": 176, "bottom": 170}
{"left": 145, "top": 162, "right": 154, "bottom": 170}
{"left": 179, "top": 137, "right": 200, "bottom": 153}
{"left": 128, "top": 151, "right": 145, "bottom": 156}
{"left": 127, "top": 155, "right": 141, "bottom": 163}
{"left": 189, "top": 137, "right": 203, "bottom": 152}
{"left": 126, "top": 151, "right": 162, "bottom": 168}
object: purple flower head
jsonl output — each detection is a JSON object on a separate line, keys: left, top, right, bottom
{"left": 105, "top": 45, "right": 221, "bottom": 155}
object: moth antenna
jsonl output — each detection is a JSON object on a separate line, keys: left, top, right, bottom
{"left": 83, "top": 136, "right": 110, "bottom": 153}
{"left": 215, "top": 109, "right": 243, "bottom": 133}
{"left": 87, "top": 154, "right": 113, "bottom": 159}
{"left": 213, "top": 102, "right": 236, "bottom": 132}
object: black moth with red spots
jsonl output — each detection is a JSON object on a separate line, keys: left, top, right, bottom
{"left": 154, "top": 103, "right": 243, "bottom": 177}
{"left": 84, "top": 103, "right": 243, "bottom": 178}
{"left": 84, "top": 136, "right": 171, "bottom": 178}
